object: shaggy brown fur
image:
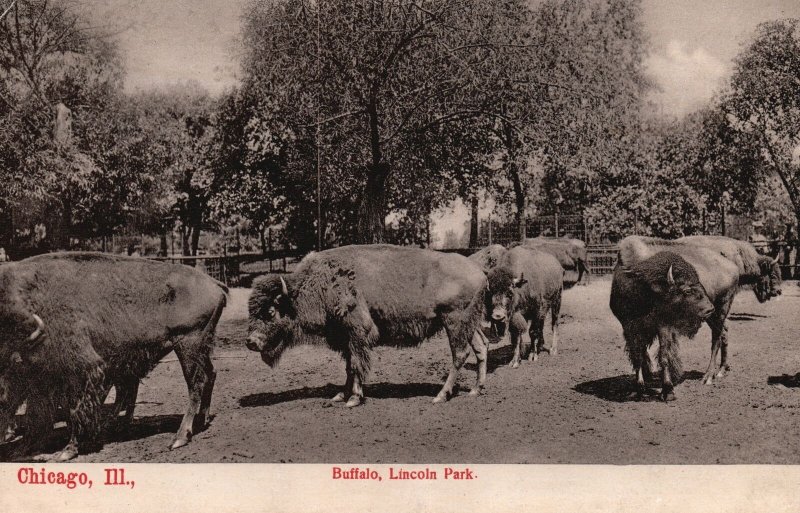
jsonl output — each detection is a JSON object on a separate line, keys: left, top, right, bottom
{"left": 247, "top": 244, "right": 489, "bottom": 407}
{"left": 0, "top": 252, "right": 228, "bottom": 461}
{"left": 482, "top": 246, "right": 564, "bottom": 368}
{"left": 617, "top": 236, "right": 740, "bottom": 387}
{"left": 610, "top": 251, "right": 714, "bottom": 401}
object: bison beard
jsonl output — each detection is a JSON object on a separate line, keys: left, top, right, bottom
{"left": 255, "top": 318, "right": 295, "bottom": 367}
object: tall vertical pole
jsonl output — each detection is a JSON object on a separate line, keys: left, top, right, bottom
{"left": 315, "top": 1, "right": 322, "bottom": 252}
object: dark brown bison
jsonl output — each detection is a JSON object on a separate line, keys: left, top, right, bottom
{"left": 617, "top": 236, "right": 740, "bottom": 386}
{"left": 472, "top": 246, "right": 563, "bottom": 368}
{"left": 516, "top": 237, "right": 590, "bottom": 286}
{"left": 246, "top": 244, "right": 490, "bottom": 407}
{"left": 0, "top": 252, "right": 227, "bottom": 461}
{"left": 678, "top": 235, "right": 781, "bottom": 302}
{"left": 610, "top": 250, "right": 715, "bottom": 400}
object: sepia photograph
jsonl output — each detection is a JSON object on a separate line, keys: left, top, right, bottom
{"left": 1, "top": 0, "right": 800, "bottom": 510}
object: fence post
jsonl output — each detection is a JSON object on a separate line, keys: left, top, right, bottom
{"left": 555, "top": 209, "right": 560, "bottom": 238}
{"left": 702, "top": 208, "right": 707, "bottom": 235}
{"left": 488, "top": 216, "right": 493, "bottom": 246}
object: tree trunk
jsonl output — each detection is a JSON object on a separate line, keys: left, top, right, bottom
{"left": 510, "top": 162, "right": 526, "bottom": 242}
{"left": 58, "top": 194, "right": 72, "bottom": 250}
{"left": 181, "top": 225, "right": 191, "bottom": 256}
{"left": 259, "top": 225, "right": 267, "bottom": 256}
{"left": 159, "top": 232, "right": 168, "bottom": 257}
{"left": 357, "top": 162, "right": 390, "bottom": 244}
{"left": 469, "top": 196, "right": 479, "bottom": 248}
{"left": 0, "top": 199, "right": 13, "bottom": 252}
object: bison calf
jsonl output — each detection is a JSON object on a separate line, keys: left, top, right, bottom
{"left": 0, "top": 252, "right": 227, "bottom": 461}
{"left": 475, "top": 246, "right": 564, "bottom": 368}
{"left": 246, "top": 244, "right": 490, "bottom": 407}
{"left": 610, "top": 251, "right": 714, "bottom": 401}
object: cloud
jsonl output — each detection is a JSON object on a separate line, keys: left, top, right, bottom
{"left": 646, "top": 40, "right": 729, "bottom": 118}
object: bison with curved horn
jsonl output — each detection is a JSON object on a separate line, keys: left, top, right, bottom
{"left": 610, "top": 250, "right": 715, "bottom": 400}
{"left": 0, "top": 252, "right": 228, "bottom": 461}
{"left": 470, "top": 245, "right": 564, "bottom": 367}
{"left": 246, "top": 244, "right": 490, "bottom": 407}
{"left": 615, "top": 236, "right": 741, "bottom": 387}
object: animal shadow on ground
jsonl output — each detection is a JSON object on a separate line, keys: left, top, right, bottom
{"left": 574, "top": 371, "right": 704, "bottom": 403}
{"left": 767, "top": 374, "right": 800, "bottom": 388}
{"left": 728, "top": 312, "right": 769, "bottom": 322}
{"left": 239, "top": 382, "right": 445, "bottom": 408}
{"left": 465, "top": 344, "right": 515, "bottom": 374}
{"left": 0, "top": 410, "right": 191, "bottom": 462}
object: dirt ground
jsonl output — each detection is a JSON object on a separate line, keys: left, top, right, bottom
{"left": 19, "top": 279, "right": 800, "bottom": 463}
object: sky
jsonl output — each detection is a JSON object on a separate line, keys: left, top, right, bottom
{"left": 105, "top": 0, "right": 800, "bottom": 115}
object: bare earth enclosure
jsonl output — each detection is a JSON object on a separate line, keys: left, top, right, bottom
{"left": 32, "top": 280, "right": 800, "bottom": 464}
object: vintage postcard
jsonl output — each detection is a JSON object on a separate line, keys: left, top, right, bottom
{"left": 1, "top": 0, "right": 799, "bottom": 511}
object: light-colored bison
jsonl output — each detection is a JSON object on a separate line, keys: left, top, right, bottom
{"left": 678, "top": 235, "right": 781, "bottom": 302}
{"left": 471, "top": 245, "right": 563, "bottom": 368}
{"left": 516, "top": 237, "right": 590, "bottom": 286}
{"left": 610, "top": 250, "right": 715, "bottom": 400}
{"left": 246, "top": 244, "right": 490, "bottom": 407}
{"left": 0, "top": 252, "right": 227, "bottom": 461}
{"left": 617, "top": 236, "right": 741, "bottom": 386}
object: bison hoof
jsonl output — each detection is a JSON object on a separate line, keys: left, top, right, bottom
{"left": 661, "top": 389, "right": 676, "bottom": 402}
{"left": 702, "top": 374, "right": 715, "bottom": 385}
{"left": 56, "top": 448, "right": 79, "bottom": 462}
{"left": 468, "top": 387, "right": 484, "bottom": 397}
{"left": 345, "top": 396, "right": 363, "bottom": 408}
{"left": 432, "top": 392, "right": 450, "bottom": 404}
{"left": 170, "top": 437, "right": 190, "bottom": 450}
{"left": 510, "top": 360, "right": 520, "bottom": 369}
{"left": 330, "top": 392, "right": 346, "bottom": 403}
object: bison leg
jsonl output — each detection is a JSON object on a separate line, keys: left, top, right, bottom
{"left": 330, "top": 355, "right": 355, "bottom": 404}
{"left": 658, "top": 329, "right": 680, "bottom": 402}
{"left": 435, "top": 315, "right": 474, "bottom": 403}
{"left": 171, "top": 341, "right": 215, "bottom": 449}
{"left": 548, "top": 292, "right": 562, "bottom": 355}
{"left": 57, "top": 366, "right": 107, "bottom": 461}
{"left": 467, "top": 329, "right": 488, "bottom": 396}
{"left": 105, "top": 377, "right": 139, "bottom": 432}
{"left": 623, "top": 329, "right": 649, "bottom": 398}
{"left": 170, "top": 301, "right": 222, "bottom": 449}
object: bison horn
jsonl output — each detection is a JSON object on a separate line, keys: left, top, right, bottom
{"left": 667, "top": 265, "right": 675, "bottom": 285}
{"left": 280, "top": 276, "right": 289, "bottom": 296}
{"left": 28, "top": 314, "right": 44, "bottom": 342}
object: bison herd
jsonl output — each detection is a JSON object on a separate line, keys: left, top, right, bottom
{"left": 0, "top": 234, "right": 783, "bottom": 461}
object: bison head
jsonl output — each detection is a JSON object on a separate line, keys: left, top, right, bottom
{"left": 485, "top": 267, "right": 527, "bottom": 341}
{"left": 755, "top": 256, "right": 782, "bottom": 303}
{"left": 246, "top": 275, "right": 296, "bottom": 367}
{"left": 632, "top": 252, "right": 715, "bottom": 336}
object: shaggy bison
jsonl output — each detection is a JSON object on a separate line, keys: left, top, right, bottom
{"left": 678, "top": 235, "right": 781, "bottom": 302}
{"left": 0, "top": 252, "right": 228, "bottom": 461}
{"left": 610, "top": 250, "right": 715, "bottom": 400}
{"left": 617, "top": 236, "right": 740, "bottom": 386}
{"left": 471, "top": 246, "right": 563, "bottom": 367}
{"left": 516, "top": 237, "right": 590, "bottom": 286}
{"left": 246, "top": 244, "right": 490, "bottom": 407}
